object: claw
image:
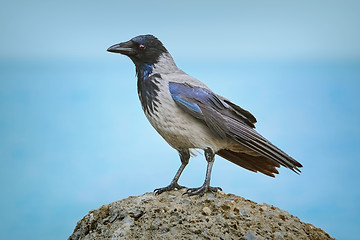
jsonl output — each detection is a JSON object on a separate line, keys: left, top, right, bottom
{"left": 183, "top": 185, "right": 222, "bottom": 196}
{"left": 154, "top": 182, "right": 185, "bottom": 195}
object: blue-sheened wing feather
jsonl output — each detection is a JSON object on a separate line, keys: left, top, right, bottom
{"left": 171, "top": 94, "right": 202, "bottom": 113}
{"left": 169, "top": 82, "right": 228, "bottom": 138}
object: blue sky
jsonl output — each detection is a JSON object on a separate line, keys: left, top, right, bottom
{"left": 1, "top": 1, "right": 360, "bottom": 239}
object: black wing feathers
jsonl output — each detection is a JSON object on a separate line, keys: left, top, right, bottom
{"left": 222, "top": 99, "right": 257, "bottom": 127}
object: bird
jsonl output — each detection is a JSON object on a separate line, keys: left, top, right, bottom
{"left": 107, "top": 34, "right": 302, "bottom": 196}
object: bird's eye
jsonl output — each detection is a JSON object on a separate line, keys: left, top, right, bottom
{"left": 139, "top": 44, "right": 146, "bottom": 50}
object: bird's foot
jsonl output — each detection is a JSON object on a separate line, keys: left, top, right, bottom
{"left": 183, "top": 185, "right": 222, "bottom": 196}
{"left": 154, "top": 182, "right": 185, "bottom": 195}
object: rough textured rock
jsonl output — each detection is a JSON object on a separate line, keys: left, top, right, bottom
{"left": 68, "top": 190, "right": 334, "bottom": 240}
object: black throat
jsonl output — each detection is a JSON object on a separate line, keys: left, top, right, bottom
{"left": 136, "top": 63, "right": 161, "bottom": 116}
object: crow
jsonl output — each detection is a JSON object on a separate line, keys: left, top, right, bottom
{"left": 107, "top": 35, "right": 302, "bottom": 196}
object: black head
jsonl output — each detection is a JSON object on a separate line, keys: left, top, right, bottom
{"left": 107, "top": 35, "right": 168, "bottom": 65}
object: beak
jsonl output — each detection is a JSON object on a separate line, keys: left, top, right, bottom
{"left": 107, "top": 40, "right": 136, "bottom": 55}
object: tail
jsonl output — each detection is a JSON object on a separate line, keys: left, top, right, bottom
{"left": 219, "top": 103, "right": 303, "bottom": 176}
{"left": 217, "top": 149, "right": 302, "bottom": 177}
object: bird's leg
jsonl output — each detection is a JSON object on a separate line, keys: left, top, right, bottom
{"left": 154, "top": 148, "right": 190, "bottom": 195}
{"left": 184, "top": 148, "right": 222, "bottom": 196}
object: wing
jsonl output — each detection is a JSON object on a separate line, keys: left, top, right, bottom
{"left": 168, "top": 82, "right": 302, "bottom": 174}
{"left": 169, "top": 82, "right": 230, "bottom": 139}
{"left": 169, "top": 81, "right": 256, "bottom": 131}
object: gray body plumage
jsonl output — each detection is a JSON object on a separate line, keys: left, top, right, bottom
{"left": 142, "top": 53, "right": 227, "bottom": 151}
{"left": 108, "top": 35, "right": 302, "bottom": 195}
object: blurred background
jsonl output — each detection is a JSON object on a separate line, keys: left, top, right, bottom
{"left": 1, "top": 0, "right": 359, "bottom": 239}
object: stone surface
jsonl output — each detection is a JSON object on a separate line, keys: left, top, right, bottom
{"left": 68, "top": 190, "right": 334, "bottom": 240}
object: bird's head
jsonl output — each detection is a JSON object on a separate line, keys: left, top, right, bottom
{"left": 107, "top": 35, "right": 168, "bottom": 65}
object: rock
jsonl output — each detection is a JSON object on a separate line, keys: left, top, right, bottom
{"left": 202, "top": 206, "right": 212, "bottom": 216}
{"left": 68, "top": 189, "right": 334, "bottom": 240}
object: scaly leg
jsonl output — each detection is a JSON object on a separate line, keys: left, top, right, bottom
{"left": 184, "top": 148, "right": 222, "bottom": 196}
{"left": 154, "top": 148, "right": 190, "bottom": 195}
